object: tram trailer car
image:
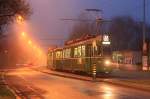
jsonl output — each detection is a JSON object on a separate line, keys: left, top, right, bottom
{"left": 47, "top": 35, "right": 114, "bottom": 74}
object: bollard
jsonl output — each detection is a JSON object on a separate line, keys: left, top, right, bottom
{"left": 92, "top": 64, "right": 96, "bottom": 81}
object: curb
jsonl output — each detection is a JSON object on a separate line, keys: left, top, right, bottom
{"left": 34, "top": 69, "right": 93, "bottom": 82}
{"left": 102, "top": 80, "right": 150, "bottom": 92}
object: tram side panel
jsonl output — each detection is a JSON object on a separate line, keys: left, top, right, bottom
{"left": 47, "top": 51, "right": 54, "bottom": 69}
{"left": 85, "top": 44, "right": 92, "bottom": 74}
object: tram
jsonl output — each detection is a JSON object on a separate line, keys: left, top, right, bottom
{"left": 47, "top": 34, "right": 114, "bottom": 74}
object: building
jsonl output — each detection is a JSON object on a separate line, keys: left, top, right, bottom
{"left": 112, "top": 50, "right": 142, "bottom": 70}
{"left": 148, "top": 42, "right": 150, "bottom": 70}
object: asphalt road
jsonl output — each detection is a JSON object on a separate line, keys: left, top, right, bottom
{"left": 6, "top": 68, "right": 150, "bottom": 99}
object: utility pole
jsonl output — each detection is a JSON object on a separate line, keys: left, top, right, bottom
{"left": 142, "top": 0, "right": 148, "bottom": 70}
{"left": 143, "top": 0, "right": 146, "bottom": 43}
{"left": 85, "top": 9, "right": 102, "bottom": 35}
{"left": 85, "top": 9, "right": 101, "bottom": 81}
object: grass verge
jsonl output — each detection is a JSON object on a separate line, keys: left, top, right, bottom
{"left": 0, "top": 85, "right": 16, "bottom": 99}
{"left": 0, "top": 73, "right": 16, "bottom": 99}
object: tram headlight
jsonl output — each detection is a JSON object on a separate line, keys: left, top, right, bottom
{"left": 104, "top": 60, "right": 111, "bottom": 66}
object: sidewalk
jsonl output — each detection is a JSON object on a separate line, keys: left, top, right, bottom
{"left": 110, "top": 69, "right": 150, "bottom": 79}
{"left": 32, "top": 66, "right": 150, "bottom": 92}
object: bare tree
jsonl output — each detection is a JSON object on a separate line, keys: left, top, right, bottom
{"left": 0, "top": 0, "right": 31, "bottom": 68}
{"left": 109, "top": 16, "right": 150, "bottom": 51}
{"left": 0, "top": 0, "right": 31, "bottom": 34}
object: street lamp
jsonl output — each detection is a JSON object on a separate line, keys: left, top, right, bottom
{"left": 21, "top": 32, "right": 26, "bottom": 37}
{"left": 16, "top": 15, "right": 24, "bottom": 24}
{"left": 28, "top": 40, "right": 32, "bottom": 45}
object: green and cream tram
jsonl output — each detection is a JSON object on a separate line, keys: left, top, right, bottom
{"left": 47, "top": 35, "right": 114, "bottom": 74}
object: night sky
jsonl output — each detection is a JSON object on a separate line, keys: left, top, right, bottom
{"left": 27, "top": 0, "right": 150, "bottom": 49}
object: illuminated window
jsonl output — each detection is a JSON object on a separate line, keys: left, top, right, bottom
{"left": 78, "top": 46, "right": 82, "bottom": 57}
{"left": 82, "top": 45, "right": 85, "bottom": 57}
{"left": 74, "top": 47, "right": 78, "bottom": 57}
{"left": 63, "top": 50, "right": 65, "bottom": 58}
{"left": 63, "top": 48, "right": 71, "bottom": 58}
{"left": 74, "top": 46, "right": 85, "bottom": 57}
{"left": 64, "top": 48, "right": 71, "bottom": 58}
{"left": 56, "top": 51, "right": 62, "bottom": 59}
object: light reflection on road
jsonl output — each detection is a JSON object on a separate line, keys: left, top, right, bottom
{"left": 102, "top": 85, "right": 114, "bottom": 99}
{"left": 7, "top": 68, "right": 150, "bottom": 99}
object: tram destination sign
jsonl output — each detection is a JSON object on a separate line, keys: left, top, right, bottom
{"left": 102, "top": 35, "right": 111, "bottom": 45}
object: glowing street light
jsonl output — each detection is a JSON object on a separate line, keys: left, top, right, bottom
{"left": 18, "top": 15, "right": 22, "bottom": 20}
{"left": 21, "top": 32, "right": 26, "bottom": 37}
{"left": 16, "top": 15, "right": 24, "bottom": 24}
{"left": 28, "top": 40, "right": 32, "bottom": 45}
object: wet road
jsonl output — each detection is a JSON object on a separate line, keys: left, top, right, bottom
{"left": 7, "top": 68, "right": 150, "bottom": 99}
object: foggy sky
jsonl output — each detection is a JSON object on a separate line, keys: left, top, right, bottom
{"left": 27, "top": 0, "right": 150, "bottom": 48}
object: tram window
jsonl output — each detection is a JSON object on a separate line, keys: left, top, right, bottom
{"left": 63, "top": 48, "right": 71, "bottom": 58}
{"left": 65, "top": 48, "right": 71, "bottom": 58}
{"left": 63, "top": 50, "right": 65, "bottom": 58}
{"left": 74, "top": 46, "right": 84, "bottom": 57}
{"left": 78, "top": 46, "right": 82, "bottom": 57}
{"left": 82, "top": 45, "right": 85, "bottom": 57}
{"left": 56, "top": 51, "right": 62, "bottom": 59}
{"left": 74, "top": 47, "right": 78, "bottom": 57}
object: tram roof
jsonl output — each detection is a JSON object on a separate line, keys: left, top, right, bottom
{"left": 48, "top": 47, "right": 63, "bottom": 52}
{"left": 65, "top": 34, "right": 101, "bottom": 47}
{"left": 48, "top": 34, "right": 102, "bottom": 52}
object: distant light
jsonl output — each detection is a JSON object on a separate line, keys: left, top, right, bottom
{"left": 102, "top": 41, "right": 111, "bottom": 45}
{"left": 104, "top": 60, "right": 111, "bottom": 66}
{"left": 21, "top": 32, "right": 26, "bottom": 37}
{"left": 28, "top": 40, "right": 32, "bottom": 45}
